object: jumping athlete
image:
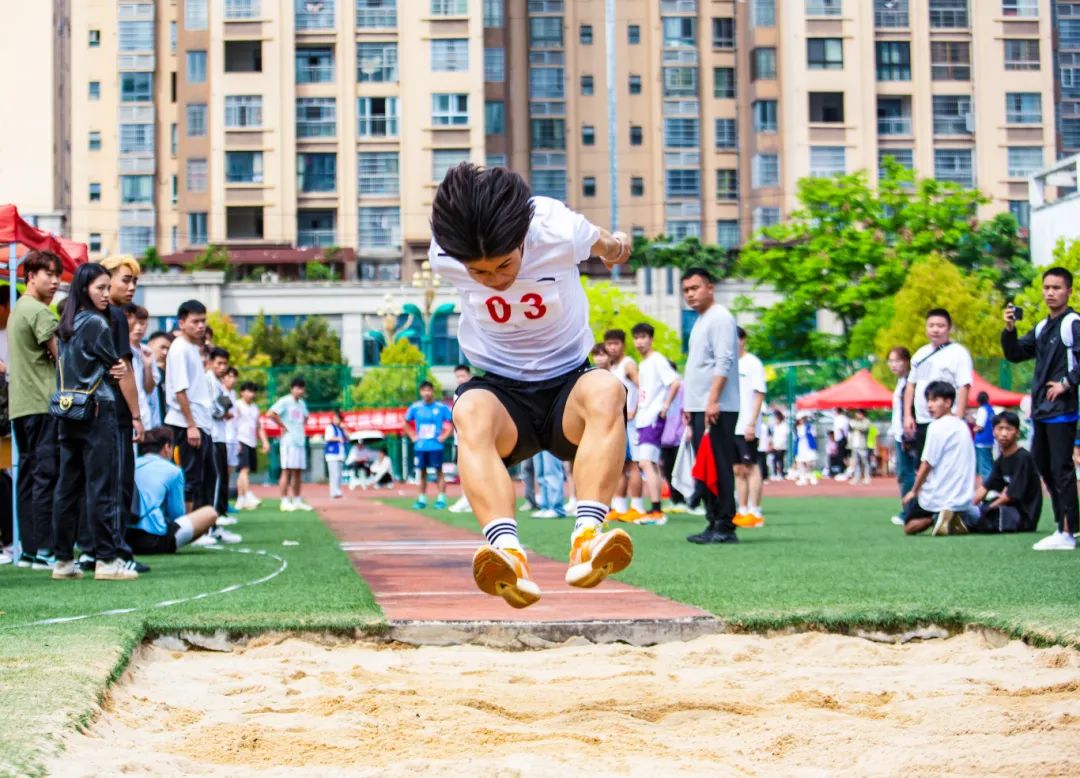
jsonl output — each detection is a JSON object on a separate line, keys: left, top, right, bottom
{"left": 429, "top": 163, "right": 634, "bottom": 608}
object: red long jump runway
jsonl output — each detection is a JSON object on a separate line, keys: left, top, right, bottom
{"left": 255, "top": 486, "right": 708, "bottom": 623}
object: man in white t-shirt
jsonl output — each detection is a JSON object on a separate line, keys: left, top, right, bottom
{"left": 234, "top": 381, "right": 270, "bottom": 510}
{"left": 734, "top": 328, "right": 767, "bottom": 528}
{"left": 605, "top": 328, "right": 645, "bottom": 521}
{"left": 267, "top": 377, "right": 311, "bottom": 512}
{"left": 430, "top": 163, "right": 633, "bottom": 609}
{"left": 903, "top": 381, "right": 979, "bottom": 536}
{"left": 903, "top": 308, "right": 974, "bottom": 460}
{"left": 629, "top": 322, "right": 680, "bottom": 525}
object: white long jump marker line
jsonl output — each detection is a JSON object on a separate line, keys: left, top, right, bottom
{"left": 0, "top": 546, "right": 288, "bottom": 631}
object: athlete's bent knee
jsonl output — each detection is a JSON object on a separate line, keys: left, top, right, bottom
{"left": 581, "top": 373, "right": 626, "bottom": 420}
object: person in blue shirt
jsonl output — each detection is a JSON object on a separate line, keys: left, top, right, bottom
{"left": 125, "top": 428, "right": 219, "bottom": 554}
{"left": 405, "top": 381, "right": 454, "bottom": 509}
{"left": 972, "top": 391, "right": 996, "bottom": 484}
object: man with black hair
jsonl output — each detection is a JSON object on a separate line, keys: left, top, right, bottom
{"left": 903, "top": 308, "right": 973, "bottom": 460}
{"left": 972, "top": 390, "right": 995, "bottom": 483}
{"left": 970, "top": 412, "right": 1043, "bottom": 533}
{"left": 145, "top": 331, "right": 172, "bottom": 428}
{"left": 268, "top": 376, "right": 311, "bottom": 512}
{"left": 405, "top": 380, "right": 453, "bottom": 510}
{"left": 1004, "top": 266, "right": 1080, "bottom": 551}
{"left": 604, "top": 328, "right": 645, "bottom": 521}
{"left": 429, "top": 162, "right": 633, "bottom": 608}
{"left": 630, "top": 322, "right": 680, "bottom": 525}
{"left": 734, "top": 326, "right": 767, "bottom": 527}
{"left": 205, "top": 347, "right": 240, "bottom": 540}
{"left": 234, "top": 380, "right": 269, "bottom": 510}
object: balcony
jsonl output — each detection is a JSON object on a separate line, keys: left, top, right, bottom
{"left": 297, "top": 63, "right": 334, "bottom": 83}
{"left": 356, "top": 5, "right": 396, "bottom": 28}
{"left": 878, "top": 116, "right": 912, "bottom": 136}
{"left": 933, "top": 116, "right": 971, "bottom": 135}
{"left": 297, "top": 228, "right": 337, "bottom": 247}
{"left": 226, "top": 0, "right": 261, "bottom": 18}
{"left": 295, "top": 0, "right": 335, "bottom": 30}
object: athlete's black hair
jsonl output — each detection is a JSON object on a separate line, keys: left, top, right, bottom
{"left": 631, "top": 322, "right": 654, "bottom": 338}
{"left": 604, "top": 329, "right": 626, "bottom": 343}
{"left": 419, "top": 380, "right": 434, "bottom": 391}
{"left": 993, "top": 411, "right": 1021, "bottom": 430}
{"left": 925, "top": 308, "right": 952, "bottom": 326}
{"left": 681, "top": 267, "right": 714, "bottom": 284}
{"left": 977, "top": 391, "right": 990, "bottom": 405}
{"left": 1043, "top": 266, "right": 1074, "bottom": 288}
{"left": 924, "top": 380, "right": 956, "bottom": 403}
{"left": 178, "top": 299, "right": 207, "bottom": 319}
{"left": 736, "top": 326, "right": 747, "bottom": 340}
{"left": 208, "top": 347, "right": 230, "bottom": 362}
{"left": 291, "top": 376, "right": 306, "bottom": 389}
{"left": 431, "top": 163, "right": 535, "bottom": 262}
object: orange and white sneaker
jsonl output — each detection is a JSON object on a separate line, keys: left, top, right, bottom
{"left": 472, "top": 545, "right": 542, "bottom": 609}
{"left": 733, "top": 513, "right": 765, "bottom": 528}
{"left": 639, "top": 510, "right": 668, "bottom": 526}
{"left": 565, "top": 525, "right": 634, "bottom": 588}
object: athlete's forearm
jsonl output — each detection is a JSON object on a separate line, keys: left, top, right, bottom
{"left": 590, "top": 230, "right": 630, "bottom": 266}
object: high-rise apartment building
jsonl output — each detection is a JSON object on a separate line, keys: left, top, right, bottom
{"left": 1054, "top": 1, "right": 1080, "bottom": 159}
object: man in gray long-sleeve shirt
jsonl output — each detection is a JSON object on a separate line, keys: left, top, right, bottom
{"left": 681, "top": 268, "right": 741, "bottom": 544}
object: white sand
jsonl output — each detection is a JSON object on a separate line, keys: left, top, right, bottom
{"left": 50, "top": 631, "right": 1080, "bottom": 777}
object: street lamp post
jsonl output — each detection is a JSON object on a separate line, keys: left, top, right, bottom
{"left": 410, "top": 260, "right": 443, "bottom": 364}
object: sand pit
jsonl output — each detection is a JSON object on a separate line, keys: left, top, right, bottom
{"left": 52, "top": 631, "right": 1080, "bottom": 776}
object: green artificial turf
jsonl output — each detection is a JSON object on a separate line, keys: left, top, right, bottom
{"left": 388, "top": 496, "right": 1080, "bottom": 648}
{"left": 0, "top": 503, "right": 380, "bottom": 777}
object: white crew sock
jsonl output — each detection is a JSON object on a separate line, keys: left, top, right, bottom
{"left": 574, "top": 501, "right": 608, "bottom": 536}
{"left": 482, "top": 518, "right": 523, "bottom": 551}
{"left": 738, "top": 505, "right": 749, "bottom": 515}
{"left": 611, "top": 496, "right": 628, "bottom": 513}
{"left": 750, "top": 506, "right": 763, "bottom": 518}
{"left": 630, "top": 497, "right": 645, "bottom": 513}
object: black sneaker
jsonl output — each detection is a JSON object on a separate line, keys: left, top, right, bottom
{"left": 132, "top": 559, "right": 151, "bottom": 574}
{"left": 687, "top": 529, "right": 739, "bottom": 545}
{"left": 16, "top": 552, "right": 36, "bottom": 568}
{"left": 687, "top": 529, "right": 716, "bottom": 544}
{"left": 78, "top": 553, "right": 96, "bottom": 572}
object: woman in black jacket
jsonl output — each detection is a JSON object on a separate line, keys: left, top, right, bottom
{"left": 51, "top": 263, "right": 138, "bottom": 580}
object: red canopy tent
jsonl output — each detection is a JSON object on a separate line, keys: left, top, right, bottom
{"left": 967, "top": 371, "right": 1026, "bottom": 408}
{"left": 0, "top": 204, "right": 86, "bottom": 280}
{"left": 796, "top": 369, "right": 894, "bottom": 411}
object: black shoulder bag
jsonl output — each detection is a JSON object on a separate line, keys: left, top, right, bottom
{"left": 49, "top": 356, "right": 103, "bottom": 422}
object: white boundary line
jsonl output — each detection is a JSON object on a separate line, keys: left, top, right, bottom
{"left": 0, "top": 546, "right": 288, "bottom": 631}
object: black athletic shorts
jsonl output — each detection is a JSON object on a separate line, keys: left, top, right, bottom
{"left": 239, "top": 443, "right": 258, "bottom": 472}
{"left": 125, "top": 521, "right": 179, "bottom": 555}
{"left": 455, "top": 360, "right": 608, "bottom": 467}
{"left": 735, "top": 437, "right": 759, "bottom": 465}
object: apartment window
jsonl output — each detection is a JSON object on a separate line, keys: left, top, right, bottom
{"left": 432, "top": 93, "right": 469, "bottom": 126}
{"left": 529, "top": 17, "right": 563, "bottom": 48}
{"left": 1064, "top": 20, "right": 1080, "bottom": 48}
{"left": 631, "top": 177, "right": 644, "bottom": 196}
{"left": 712, "top": 18, "right": 734, "bottom": 48}
{"left": 298, "top": 153, "right": 337, "bottom": 193}
{"left": 628, "top": 74, "right": 642, "bottom": 94}
{"left": 186, "top": 103, "right": 207, "bottom": 136}
{"left": 1009, "top": 200, "right": 1031, "bottom": 229}
{"left": 432, "top": 39, "right": 469, "bottom": 71}
{"left": 752, "top": 0, "right": 776, "bottom": 27}
{"left": 753, "top": 207, "right": 780, "bottom": 231}
{"left": 809, "top": 146, "right": 846, "bottom": 177}
{"left": 664, "top": 118, "right": 700, "bottom": 147}
{"left": 876, "top": 42, "right": 911, "bottom": 80}
{"left": 531, "top": 118, "right": 566, "bottom": 148}
{"left": 296, "top": 97, "right": 337, "bottom": 137}
{"left": 185, "top": 0, "right": 208, "bottom": 30}
{"left": 186, "top": 159, "right": 208, "bottom": 193}
{"left": 88, "top": 131, "right": 101, "bottom": 151}
{"left": 118, "top": 20, "right": 153, "bottom": 51}
{"left": 806, "top": 0, "right": 842, "bottom": 16}
{"left": 119, "top": 228, "right": 152, "bottom": 254}
{"left": 753, "top": 100, "right": 778, "bottom": 132}
{"left": 186, "top": 50, "right": 207, "bottom": 83}
{"left": 89, "top": 183, "right": 101, "bottom": 202}
{"left": 1006, "top": 92, "right": 1042, "bottom": 124}
{"left": 431, "top": 0, "right": 467, "bottom": 15}
{"left": 717, "top": 221, "right": 740, "bottom": 249}
{"left": 483, "top": 0, "right": 504, "bottom": 27}
{"left": 89, "top": 233, "right": 102, "bottom": 252}
{"left": 89, "top": 29, "right": 100, "bottom": 47}
{"left": 1002, "top": 0, "right": 1038, "bottom": 17}
{"left": 170, "top": 72, "right": 177, "bottom": 103}
{"left": 662, "top": 17, "right": 695, "bottom": 47}
{"left": 530, "top": 170, "right": 567, "bottom": 200}
{"left": 358, "top": 207, "right": 401, "bottom": 250}
{"left": 934, "top": 148, "right": 973, "bottom": 186}
{"left": 666, "top": 169, "right": 701, "bottom": 198}
{"left": 357, "top": 0, "right": 398, "bottom": 28}
{"left": 225, "top": 40, "right": 262, "bottom": 72}
{"left": 358, "top": 96, "right": 399, "bottom": 136}
{"left": 171, "top": 175, "right": 178, "bottom": 205}
{"left": 752, "top": 48, "right": 776, "bottom": 80}
{"left": 714, "top": 67, "right": 735, "bottom": 98}
{"left": 663, "top": 67, "right": 698, "bottom": 97}
{"left": 1007, "top": 147, "right": 1043, "bottom": 178}
{"left": 297, "top": 47, "right": 334, "bottom": 83}
{"left": 358, "top": 152, "right": 400, "bottom": 196}
{"left": 808, "top": 38, "right": 843, "bottom": 70}
{"left": 878, "top": 148, "right": 914, "bottom": 176}
{"left": 628, "top": 24, "right": 641, "bottom": 44}
{"left": 89, "top": 81, "right": 100, "bottom": 100}
{"left": 1004, "top": 40, "right": 1040, "bottom": 71}
{"left": 170, "top": 123, "right": 177, "bottom": 155}
{"left": 226, "top": 151, "right": 264, "bottom": 184}
{"left": 930, "top": 41, "right": 970, "bottom": 80}
{"left": 170, "top": 20, "right": 176, "bottom": 52}
{"left": 188, "top": 213, "right": 208, "bottom": 246}
{"left": 225, "top": 0, "right": 262, "bottom": 19}
{"left": 874, "top": 0, "right": 909, "bottom": 27}
{"left": 295, "top": 0, "right": 334, "bottom": 29}
{"left": 752, "top": 153, "right": 779, "bottom": 187}
{"left": 580, "top": 24, "right": 593, "bottom": 44}
{"left": 356, "top": 42, "right": 396, "bottom": 82}
{"left": 120, "top": 72, "right": 152, "bottom": 102}
{"left": 715, "top": 118, "right": 737, "bottom": 149}
{"left": 433, "top": 149, "right": 470, "bottom": 182}
{"left": 667, "top": 221, "right": 702, "bottom": 240}
{"left": 932, "top": 95, "right": 972, "bottom": 134}
{"left": 225, "top": 95, "right": 263, "bottom": 128}
{"left": 878, "top": 98, "right": 912, "bottom": 135}
{"left": 716, "top": 169, "right": 738, "bottom": 200}
{"left": 583, "top": 177, "right": 597, "bottom": 197}
{"left": 1063, "top": 119, "right": 1080, "bottom": 150}
{"left": 630, "top": 125, "right": 643, "bottom": 145}
{"left": 581, "top": 75, "right": 594, "bottom": 96}
{"left": 486, "top": 154, "right": 507, "bottom": 168}
{"left": 809, "top": 92, "right": 845, "bottom": 123}
{"left": 484, "top": 48, "right": 505, "bottom": 82}
{"left": 582, "top": 124, "right": 596, "bottom": 145}
{"left": 119, "top": 123, "right": 154, "bottom": 153}
{"left": 530, "top": 68, "right": 565, "bottom": 98}
{"left": 929, "top": 0, "right": 968, "bottom": 28}
{"left": 485, "top": 100, "right": 505, "bottom": 134}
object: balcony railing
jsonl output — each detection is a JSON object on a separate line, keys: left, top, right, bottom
{"left": 297, "top": 64, "right": 334, "bottom": 83}
{"left": 933, "top": 116, "right": 970, "bottom": 135}
{"left": 878, "top": 116, "right": 912, "bottom": 135}
{"left": 225, "top": 0, "right": 261, "bottom": 19}
{"left": 356, "top": 3, "right": 396, "bottom": 28}
{"left": 296, "top": 1, "right": 335, "bottom": 30}
{"left": 298, "top": 228, "right": 337, "bottom": 247}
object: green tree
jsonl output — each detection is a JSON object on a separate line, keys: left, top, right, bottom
{"left": 249, "top": 313, "right": 289, "bottom": 364}
{"left": 141, "top": 246, "right": 165, "bottom": 272}
{"left": 206, "top": 312, "right": 271, "bottom": 369}
{"left": 629, "top": 235, "right": 735, "bottom": 279}
{"left": 190, "top": 244, "right": 229, "bottom": 272}
{"left": 1010, "top": 238, "right": 1080, "bottom": 336}
{"left": 583, "top": 278, "right": 682, "bottom": 364}
{"left": 283, "top": 316, "right": 345, "bottom": 365}
{"left": 351, "top": 339, "right": 440, "bottom": 408}
{"left": 954, "top": 212, "right": 1034, "bottom": 296}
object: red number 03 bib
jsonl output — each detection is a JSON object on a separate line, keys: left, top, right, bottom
{"left": 469, "top": 278, "right": 562, "bottom": 331}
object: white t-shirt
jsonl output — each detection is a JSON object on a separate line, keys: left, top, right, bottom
{"left": 206, "top": 371, "right": 227, "bottom": 443}
{"left": 611, "top": 355, "right": 639, "bottom": 415}
{"left": 131, "top": 344, "right": 152, "bottom": 429}
{"left": 890, "top": 375, "right": 907, "bottom": 442}
{"left": 234, "top": 398, "right": 261, "bottom": 447}
{"left": 910, "top": 342, "right": 974, "bottom": 424}
{"left": 735, "top": 353, "right": 767, "bottom": 435}
{"left": 225, "top": 389, "right": 238, "bottom": 445}
{"left": 773, "top": 420, "right": 789, "bottom": 451}
{"left": 832, "top": 413, "right": 849, "bottom": 443}
{"left": 635, "top": 352, "right": 679, "bottom": 429}
{"left": 919, "top": 414, "right": 975, "bottom": 512}
{"left": 429, "top": 196, "right": 600, "bottom": 381}
{"left": 164, "top": 337, "right": 213, "bottom": 433}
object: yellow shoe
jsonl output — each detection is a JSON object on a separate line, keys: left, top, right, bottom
{"left": 734, "top": 513, "right": 765, "bottom": 528}
{"left": 565, "top": 526, "right": 634, "bottom": 588}
{"left": 620, "top": 508, "right": 645, "bottom": 523}
{"left": 639, "top": 510, "right": 668, "bottom": 526}
{"left": 606, "top": 509, "right": 626, "bottom": 522}
{"left": 472, "top": 546, "right": 542, "bottom": 609}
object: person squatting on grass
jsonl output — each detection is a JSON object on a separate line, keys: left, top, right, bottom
{"left": 405, "top": 380, "right": 453, "bottom": 510}
{"left": 903, "top": 308, "right": 973, "bottom": 461}
{"left": 902, "top": 381, "right": 980, "bottom": 537}
{"left": 268, "top": 376, "right": 312, "bottom": 513}
{"left": 969, "top": 412, "right": 1043, "bottom": 534}
{"left": 1003, "top": 266, "right": 1080, "bottom": 551}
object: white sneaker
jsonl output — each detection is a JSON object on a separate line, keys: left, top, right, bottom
{"left": 293, "top": 500, "right": 314, "bottom": 512}
{"left": 216, "top": 515, "right": 239, "bottom": 526}
{"left": 51, "top": 559, "right": 83, "bottom": 579}
{"left": 191, "top": 532, "right": 219, "bottom": 546}
{"left": 212, "top": 527, "right": 243, "bottom": 544}
{"left": 565, "top": 497, "right": 577, "bottom": 513}
{"left": 531, "top": 509, "right": 558, "bottom": 519}
{"left": 890, "top": 515, "right": 905, "bottom": 526}
{"left": 245, "top": 492, "right": 262, "bottom": 507}
{"left": 687, "top": 505, "right": 706, "bottom": 516}
{"left": 448, "top": 496, "right": 472, "bottom": 513}
{"left": 1032, "top": 531, "right": 1077, "bottom": 551}
{"left": 280, "top": 500, "right": 297, "bottom": 513}
{"left": 94, "top": 558, "right": 138, "bottom": 580}
{"left": 234, "top": 494, "right": 252, "bottom": 511}
{"left": 0, "top": 550, "right": 13, "bottom": 565}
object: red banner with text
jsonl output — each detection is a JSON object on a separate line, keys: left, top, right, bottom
{"left": 262, "top": 408, "right": 410, "bottom": 438}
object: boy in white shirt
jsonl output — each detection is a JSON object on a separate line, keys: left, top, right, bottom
{"left": 903, "top": 381, "right": 980, "bottom": 536}
{"left": 630, "top": 322, "right": 680, "bottom": 526}
{"left": 734, "top": 328, "right": 767, "bottom": 527}
{"left": 234, "top": 381, "right": 270, "bottom": 510}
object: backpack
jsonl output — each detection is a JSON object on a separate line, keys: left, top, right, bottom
{"left": 1034, "top": 312, "right": 1080, "bottom": 373}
